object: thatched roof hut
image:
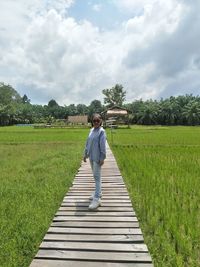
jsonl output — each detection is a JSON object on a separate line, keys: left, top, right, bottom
{"left": 101, "top": 106, "right": 129, "bottom": 127}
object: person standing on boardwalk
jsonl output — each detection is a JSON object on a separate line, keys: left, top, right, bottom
{"left": 83, "top": 114, "right": 106, "bottom": 210}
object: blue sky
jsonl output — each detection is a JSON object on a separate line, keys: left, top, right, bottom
{"left": 0, "top": 0, "right": 200, "bottom": 105}
{"left": 68, "top": 0, "right": 133, "bottom": 30}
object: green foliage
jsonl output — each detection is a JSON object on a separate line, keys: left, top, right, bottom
{"left": 22, "top": 94, "right": 30, "bottom": 104}
{"left": 0, "top": 83, "right": 24, "bottom": 125}
{"left": 48, "top": 99, "right": 59, "bottom": 107}
{"left": 109, "top": 126, "right": 200, "bottom": 267}
{"left": 0, "top": 82, "right": 21, "bottom": 105}
{"left": 126, "top": 94, "right": 200, "bottom": 125}
{"left": 102, "top": 84, "right": 126, "bottom": 107}
{"left": 88, "top": 99, "right": 103, "bottom": 119}
{"left": 1, "top": 81, "right": 200, "bottom": 126}
{"left": 77, "top": 104, "right": 88, "bottom": 115}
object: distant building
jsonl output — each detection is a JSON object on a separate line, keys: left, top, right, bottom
{"left": 67, "top": 115, "right": 88, "bottom": 124}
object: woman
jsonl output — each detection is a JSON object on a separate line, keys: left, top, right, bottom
{"left": 83, "top": 114, "right": 106, "bottom": 210}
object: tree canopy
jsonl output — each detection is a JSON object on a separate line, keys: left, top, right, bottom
{"left": 102, "top": 84, "right": 126, "bottom": 107}
{"left": 0, "top": 81, "right": 200, "bottom": 126}
{"left": 0, "top": 83, "right": 21, "bottom": 105}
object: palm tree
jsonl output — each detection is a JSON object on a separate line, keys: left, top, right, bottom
{"left": 182, "top": 101, "right": 200, "bottom": 125}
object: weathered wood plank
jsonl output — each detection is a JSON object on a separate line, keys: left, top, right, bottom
{"left": 40, "top": 241, "right": 148, "bottom": 252}
{"left": 73, "top": 182, "right": 125, "bottom": 184}
{"left": 35, "top": 250, "right": 152, "bottom": 263}
{"left": 67, "top": 189, "right": 129, "bottom": 193}
{"left": 53, "top": 216, "right": 137, "bottom": 222}
{"left": 75, "top": 174, "right": 122, "bottom": 177}
{"left": 48, "top": 227, "right": 142, "bottom": 235}
{"left": 61, "top": 202, "right": 133, "bottom": 207}
{"left": 72, "top": 183, "right": 125, "bottom": 187}
{"left": 56, "top": 211, "right": 135, "bottom": 216}
{"left": 64, "top": 196, "right": 130, "bottom": 200}
{"left": 43, "top": 233, "right": 144, "bottom": 243}
{"left": 62, "top": 200, "right": 132, "bottom": 204}
{"left": 30, "top": 259, "right": 154, "bottom": 267}
{"left": 71, "top": 185, "right": 126, "bottom": 188}
{"left": 59, "top": 206, "right": 134, "bottom": 212}
{"left": 68, "top": 188, "right": 128, "bottom": 193}
{"left": 66, "top": 193, "right": 130, "bottom": 197}
{"left": 51, "top": 221, "right": 139, "bottom": 228}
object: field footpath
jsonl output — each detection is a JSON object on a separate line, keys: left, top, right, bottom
{"left": 30, "top": 143, "right": 153, "bottom": 267}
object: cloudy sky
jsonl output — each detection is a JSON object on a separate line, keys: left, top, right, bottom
{"left": 0, "top": 0, "right": 200, "bottom": 105}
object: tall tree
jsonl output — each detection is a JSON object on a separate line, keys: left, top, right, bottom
{"left": 182, "top": 101, "right": 200, "bottom": 125}
{"left": 67, "top": 104, "right": 77, "bottom": 116}
{"left": 22, "top": 94, "right": 31, "bottom": 104}
{"left": 102, "top": 84, "right": 126, "bottom": 107}
{"left": 77, "top": 104, "right": 88, "bottom": 115}
{"left": 48, "top": 99, "right": 59, "bottom": 108}
{"left": 0, "top": 82, "right": 21, "bottom": 105}
{"left": 88, "top": 100, "right": 103, "bottom": 119}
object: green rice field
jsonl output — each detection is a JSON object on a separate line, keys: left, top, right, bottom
{"left": 0, "top": 125, "right": 199, "bottom": 267}
{"left": 108, "top": 126, "right": 200, "bottom": 267}
{"left": 0, "top": 126, "right": 88, "bottom": 267}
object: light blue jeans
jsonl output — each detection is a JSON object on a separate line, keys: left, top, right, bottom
{"left": 90, "top": 160, "right": 101, "bottom": 199}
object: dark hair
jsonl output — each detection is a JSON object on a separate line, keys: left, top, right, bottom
{"left": 91, "top": 113, "right": 102, "bottom": 126}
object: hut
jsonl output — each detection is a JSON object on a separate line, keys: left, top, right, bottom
{"left": 101, "top": 106, "right": 130, "bottom": 128}
{"left": 67, "top": 115, "right": 88, "bottom": 125}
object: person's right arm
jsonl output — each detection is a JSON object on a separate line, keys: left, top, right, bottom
{"left": 83, "top": 129, "right": 92, "bottom": 162}
{"left": 83, "top": 138, "right": 88, "bottom": 162}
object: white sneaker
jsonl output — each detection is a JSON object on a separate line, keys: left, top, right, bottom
{"left": 89, "top": 192, "right": 102, "bottom": 200}
{"left": 88, "top": 198, "right": 101, "bottom": 210}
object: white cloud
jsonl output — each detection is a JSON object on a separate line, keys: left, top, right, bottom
{"left": 92, "top": 4, "right": 102, "bottom": 12}
{"left": 0, "top": 0, "right": 200, "bottom": 105}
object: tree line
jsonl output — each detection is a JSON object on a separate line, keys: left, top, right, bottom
{"left": 0, "top": 82, "right": 200, "bottom": 126}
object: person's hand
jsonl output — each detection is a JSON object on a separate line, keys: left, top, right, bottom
{"left": 83, "top": 156, "right": 87, "bottom": 162}
{"left": 99, "top": 160, "right": 104, "bottom": 166}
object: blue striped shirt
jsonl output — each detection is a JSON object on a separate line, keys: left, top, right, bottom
{"left": 84, "top": 127, "right": 106, "bottom": 163}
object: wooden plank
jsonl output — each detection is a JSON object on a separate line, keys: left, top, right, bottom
{"left": 67, "top": 196, "right": 130, "bottom": 199}
{"left": 70, "top": 181, "right": 125, "bottom": 184}
{"left": 35, "top": 250, "right": 152, "bottom": 263}
{"left": 66, "top": 193, "right": 129, "bottom": 196}
{"left": 30, "top": 259, "right": 153, "bottom": 267}
{"left": 72, "top": 183, "right": 126, "bottom": 186}
{"left": 61, "top": 202, "right": 132, "bottom": 207}
{"left": 71, "top": 186, "right": 126, "bottom": 189}
{"left": 62, "top": 199, "right": 132, "bottom": 204}
{"left": 64, "top": 196, "right": 130, "bottom": 200}
{"left": 68, "top": 189, "right": 128, "bottom": 193}
{"left": 71, "top": 187, "right": 127, "bottom": 190}
{"left": 74, "top": 179, "right": 123, "bottom": 181}
{"left": 58, "top": 206, "right": 134, "bottom": 212}
{"left": 56, "top": 211, "right": 136, "bottom": 216}
{"left": 40, "top": 241, "right": 148, "bottom": 252}
{"left": 43, "top": 233, "right": 144, "bottom": 243}
{"left": 53, "top": 216, "right": 137, "bottom": 222}
{"left": 76, "top": 174, "right": 121, "bottom": 176}
{"left": 76, "top": 174, "right": 122, "bottom": 177}
{"left": 66, "top": 192, "right": 129, "bottom": 195}
{"left": 48, "top": 227, "right": 142, "bottom": 235}
{"left": 51, "top": 221, "right": 139, "bottom": 228}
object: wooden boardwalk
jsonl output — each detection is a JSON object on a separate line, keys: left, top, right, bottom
{"left": 30, "top": 144, "right": 153, "bottom": 267}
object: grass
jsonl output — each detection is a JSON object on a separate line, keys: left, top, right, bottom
{"left": 1, "top": 125, "right": 200, "bottom": 267}
{"left": 108, "top": 126, "right": 200, "bottom": 267}
{"left": 0, "top": 126, "right": 88, "bottom": 267}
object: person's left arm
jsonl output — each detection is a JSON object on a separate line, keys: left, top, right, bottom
{"left": 99, "top": 130, "right": 106, "bottom": 166}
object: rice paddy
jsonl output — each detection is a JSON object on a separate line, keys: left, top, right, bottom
{"left": 0, "top": 125, "right": 199, "bottom": 266}
{"left": 109, "top": 126, "right": 200, "bottom": 267}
